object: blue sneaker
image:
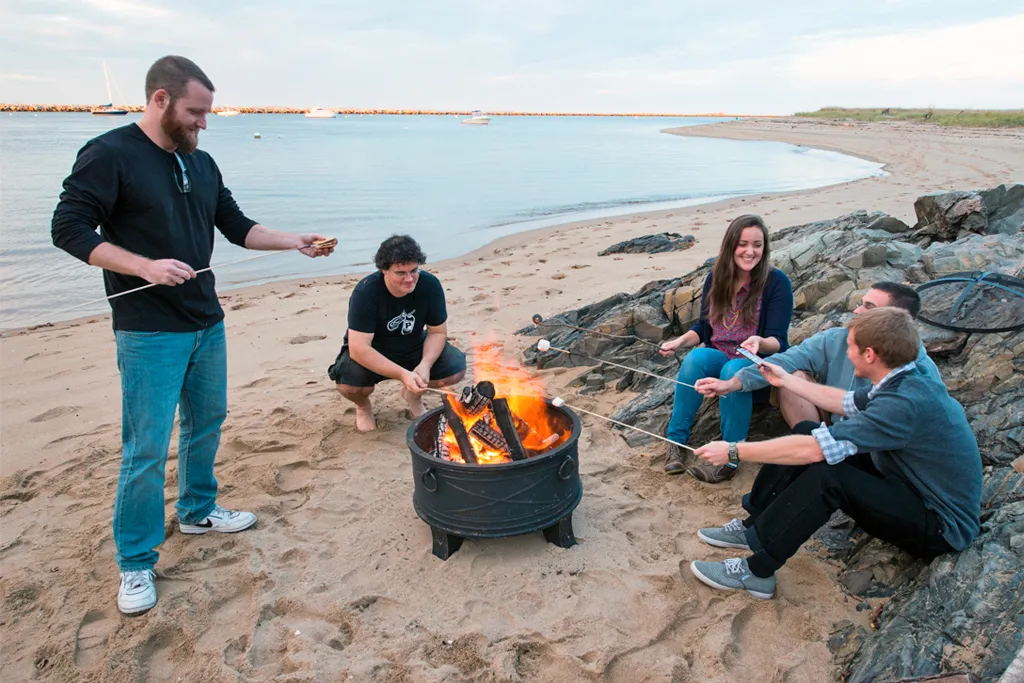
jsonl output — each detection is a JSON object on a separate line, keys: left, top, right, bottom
{"left": 697, "top": 518, "right": 751, "bottom": 550}
{"left": 690, "top": 557, "right": 776, "bottom": 599}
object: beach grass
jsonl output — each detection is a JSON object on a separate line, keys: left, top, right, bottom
{"left": 795, "top": 107, "right": 1024, "bottom": 128}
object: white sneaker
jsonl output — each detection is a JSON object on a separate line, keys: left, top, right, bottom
{"left": 179, "top": 504, "right": 257, "bottom": 535}
{"left": 118, "top": 569, "right": 156, "bottom": 615}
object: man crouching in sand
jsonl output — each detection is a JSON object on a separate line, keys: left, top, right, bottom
{"left": 329, "top": 235, "right": 467, "bottom": 430}
{"left": 687, "top": 307, "right": 981, "bottom": 599}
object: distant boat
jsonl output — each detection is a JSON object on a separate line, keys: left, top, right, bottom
{"left": 216, "top": 108, "right": 240, "bottom": 117}
{"left": 305, "top": 107, "right": 337, "bottom": 119}
{"left": 461, "top": 110, "right": 491, "bottom": 125}
{"left": 91, "top": 62, "right": 128, "bottom": 116}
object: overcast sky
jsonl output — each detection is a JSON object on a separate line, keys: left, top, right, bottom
{"left": 1, "top": 0, "right": 1022, "bottom": 113}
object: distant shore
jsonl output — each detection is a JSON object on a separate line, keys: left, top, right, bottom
{"left": 0, "top": 103, "right": 779, "bottom": 117}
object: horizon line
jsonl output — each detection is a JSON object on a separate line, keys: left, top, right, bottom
{"left": 0, "top": 103, "right": 784, "bottom": 117}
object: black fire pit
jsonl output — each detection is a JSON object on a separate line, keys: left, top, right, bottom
{"left": 406, "top": 398, "right": 583, "bottom": 560}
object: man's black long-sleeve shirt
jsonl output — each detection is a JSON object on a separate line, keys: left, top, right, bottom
{"left": 51, "top": 123, "right": 256, "bottom": 331}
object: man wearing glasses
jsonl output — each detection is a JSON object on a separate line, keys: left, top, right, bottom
{"left": 328, "top": 234, "right": 467, "bottom": 431}
{"left": 51, "top": 55, "right": 334, "bottom": 615}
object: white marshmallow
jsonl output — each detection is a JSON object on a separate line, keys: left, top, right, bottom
{"left": 537, "top": 339, "right": 551, "bottom": 352}
{"left": 552, "top": 397, "right": 565, "bottom": 407}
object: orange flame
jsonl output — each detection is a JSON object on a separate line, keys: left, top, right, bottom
{"left": 440, "top": 339, "right": 568, "bottom": 464}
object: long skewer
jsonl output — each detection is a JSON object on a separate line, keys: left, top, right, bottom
{"left": 531, "top": 313, "right": 666, "bottom": 350}
{"left": 537, "top": 339, "right": 697, "bottom": 389}
{"left": 550, "top": 396, "right": 697, "bottom": 452}
{"left": 36, "top": 240, "right": 337, "bottom": 326}
{"left": 424, "top": 386, "right": 697, "bottom": 453}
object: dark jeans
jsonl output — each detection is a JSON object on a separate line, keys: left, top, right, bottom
{"left": 740, "top": 421, "right": 953, "bottom": 577}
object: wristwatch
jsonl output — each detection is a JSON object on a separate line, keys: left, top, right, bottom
{"left": 727, "top": 442, "right": 740, "bottom": 465}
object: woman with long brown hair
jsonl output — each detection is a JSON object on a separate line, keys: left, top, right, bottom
{"left": 658, "top": 215, "right": 793, "bottom": 482}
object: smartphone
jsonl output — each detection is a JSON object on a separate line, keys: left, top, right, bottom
{"left": 736, "top": 347, "right": 765, "bottom": 366}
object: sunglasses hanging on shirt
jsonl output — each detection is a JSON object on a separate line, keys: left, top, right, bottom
{"left": 173, "top": 152, "right": 191, "bottom": 193}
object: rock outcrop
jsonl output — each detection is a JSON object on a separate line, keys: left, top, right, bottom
{"left": 519, "top": 183, "right": 1024, "bottom": 682}
{"left": 597, "top": 232, "right": 697, "bottom": 256}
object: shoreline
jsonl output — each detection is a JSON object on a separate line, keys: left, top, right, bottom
{"left": 6, "top": 118, "right": 1019, "bottom": 340}
{"left": 3, "top": 124, "right": 886, "bottom": 334}
{"left": 1, "top": 117, "right": 1022, "bottom": 683}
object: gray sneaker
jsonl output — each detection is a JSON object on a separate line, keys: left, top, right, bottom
{"left": 690, "top": 557, "right": 776, "bottom": 599}
{"left": 697, "top": 518, "right": 751, "bottom": 550}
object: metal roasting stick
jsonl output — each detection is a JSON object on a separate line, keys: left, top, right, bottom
{"left": 531, "top": 313, "right": 666, "bottom": 350}
{"left": 424, "top": 386, "right": 698, "bottom": 454}
{"left": 536, "top": 339, "right": 697, "bottom": 389}
{"left": 35, "top": 241, "right": 337, "bottom": 327}
{"left": 551, "top": 397, "right": 698, "bottom": 453}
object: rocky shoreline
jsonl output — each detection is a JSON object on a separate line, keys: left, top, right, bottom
{"left": 522, "top": 183, "right": 1024, "bottom": 682}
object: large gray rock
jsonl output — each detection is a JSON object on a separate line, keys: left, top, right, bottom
{"left": 598, "top": 232, "right": 697, "bottom": 256}
{"left": 980, "top": 184, "right": 1024, "bottom": 236}
{"left": 519, "top": 184, "right": 1024, "bottom": 682}
{"left": 912, "top": 183, "right": 1024, "bottom": 244}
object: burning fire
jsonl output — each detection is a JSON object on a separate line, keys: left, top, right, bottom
{"left": 439, "top": 341, "right": 569, "bottom": 464}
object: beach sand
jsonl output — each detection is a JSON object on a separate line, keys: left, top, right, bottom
{"left": 2, "top": 119, "right": 1022, "bottom": 682}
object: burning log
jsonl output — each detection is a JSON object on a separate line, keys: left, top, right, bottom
{"left": 433, "top": 412, "right": 451, "bottom": 459}
{"left": 442, "top": 396, "right": 477, "bottom": 464}
{"left": 491, "top": 398, "right": 528, "bottom": 461}
{"left": 459, "top": 380, "right": 495, "bottom": 415}
{"left": 468, "top": 412, "right": 510, "bottom": 453}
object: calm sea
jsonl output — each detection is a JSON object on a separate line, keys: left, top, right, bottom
{"left": 0, "top": 113, "right": 884, "bottom": 328}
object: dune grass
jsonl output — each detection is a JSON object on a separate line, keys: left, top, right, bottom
{"left": 794, "top": 107, "right": 1024, "bottom": 128}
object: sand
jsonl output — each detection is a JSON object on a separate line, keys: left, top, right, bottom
{"left": 2, "top": 119, "right": 1022, "bottom": 682}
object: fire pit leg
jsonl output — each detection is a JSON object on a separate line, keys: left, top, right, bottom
{"left": 430, "top": 527, "right": 464, "bottom": 560}
{"left": 542, "top": 514, "right": 576, "bottom": 549}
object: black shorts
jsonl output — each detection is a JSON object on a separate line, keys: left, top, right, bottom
{"left": 327, "top": 342, "right": 467, "bottom": 387}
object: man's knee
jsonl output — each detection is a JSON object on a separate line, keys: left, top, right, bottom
{"left": 790, "top": 420, "right": 819, "bottom": 435}
{"left": 337, "top": 384, "right": 373, "bottom": 399}
{"left": 431, "top": 368, "right": 466, "bottom": 387}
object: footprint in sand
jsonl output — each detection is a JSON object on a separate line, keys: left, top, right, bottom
{"left": 287, "top": 335, "right": 326, "bottom": 345}
{"left": 275, "top": 461, "right": 313, "bottom": 493}
{"left": 74, "top": 609, "right": 118, "bottom": 670}
{"left": 29, "top": 406, "right": 77, "bottom": 423}
{"left": 135, "top": 623, "right": 184, "bottom": 682}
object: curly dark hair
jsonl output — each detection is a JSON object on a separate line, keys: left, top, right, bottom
{"left": 374, "top": 234, "right": 427, "bottom": 271}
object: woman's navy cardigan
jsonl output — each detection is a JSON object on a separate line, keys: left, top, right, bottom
{"left": 689, "top": 267, "right": 795, "bottom": 355}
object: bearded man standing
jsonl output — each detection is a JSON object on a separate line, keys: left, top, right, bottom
{"left": 51, "top": 55, "right": 335, "bottom": 615}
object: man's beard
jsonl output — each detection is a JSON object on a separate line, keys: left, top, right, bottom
{"left": 161, "top": 105, "right": 199, "bottom": 154}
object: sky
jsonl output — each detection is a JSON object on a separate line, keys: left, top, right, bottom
{"left": 1, "top": 0, "right": 1022, "bottom": 114}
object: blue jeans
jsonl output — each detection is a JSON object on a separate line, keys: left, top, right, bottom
{"left": 113, "top": 322, "right": 227, "bottom": 570}
{"left": 666, "top": 347, "right": 754, "bottom": 446}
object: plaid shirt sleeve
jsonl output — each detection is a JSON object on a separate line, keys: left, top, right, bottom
{"left": 843, "top": 390, "right": 860, "bottom": 417}
{"left": 812, "top": 422, "right": 858, "bottom": 465}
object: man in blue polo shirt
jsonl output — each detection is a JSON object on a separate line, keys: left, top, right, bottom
{"left": 687, "top": 307, "right": 982, "bottom": 599}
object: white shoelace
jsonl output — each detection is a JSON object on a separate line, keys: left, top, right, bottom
{"left": 723, "top": 558, "right": 745, "bottom": 575}
{"left": 209, "top": 505, "right": 236, "bottom": 519}
{"left": 723, "top": 518, "right": 745, "bottom": 533}
{"left": 122, "top": 569, "right": 153, "bottom": 589}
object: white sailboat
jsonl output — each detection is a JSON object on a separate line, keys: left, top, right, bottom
{"left": 91, "top": 62, "right": 128, "bottom": 116}
{"left": 216, "top": 108, "right": 241, "bottom": 117}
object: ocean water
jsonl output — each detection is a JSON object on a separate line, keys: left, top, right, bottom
{"left": 0, "top": 113, "right": 884, "bottom": 328}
